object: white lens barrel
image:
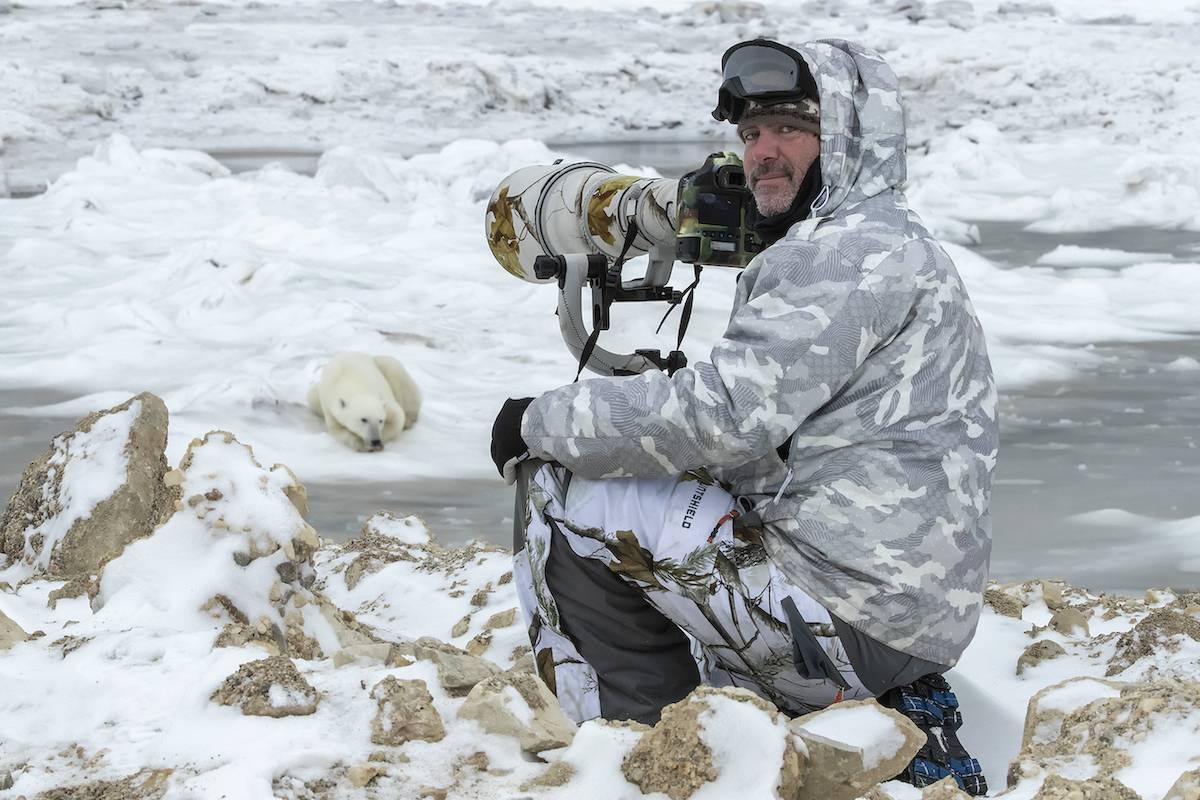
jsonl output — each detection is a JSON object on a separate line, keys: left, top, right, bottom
{"left": 485, "top": 161, "right": 679, "bottom": 284}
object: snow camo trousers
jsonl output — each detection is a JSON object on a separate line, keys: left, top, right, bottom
{"left": 513, "top": 462, "right": 871, "bottom": 724}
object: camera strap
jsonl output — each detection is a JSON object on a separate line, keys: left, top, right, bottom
{"left": 655, "top": 263, "right": 703, "bottom": 355}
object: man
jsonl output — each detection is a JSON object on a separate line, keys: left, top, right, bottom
{"left": 491, "top": 39, "right": 997, "bottom": 794}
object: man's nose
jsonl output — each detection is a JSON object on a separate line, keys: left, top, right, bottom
{"left": 746, "top": 130, "right": 782, "bottom": 163}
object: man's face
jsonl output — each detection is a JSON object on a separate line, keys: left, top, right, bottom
{"left": 738, "top": 118, "right": 821, "bottom": 216}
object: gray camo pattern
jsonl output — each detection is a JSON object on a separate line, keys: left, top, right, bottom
{"left": 522, "top": 39, "right": 998, "bottom": 666}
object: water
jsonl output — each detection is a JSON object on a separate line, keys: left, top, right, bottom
{"left": 3, "top": 142, "right": 1198, "bottom": 592}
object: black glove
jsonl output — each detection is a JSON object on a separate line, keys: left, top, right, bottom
{"left": 491, "top": 397, "right": 534, "bottom": 478}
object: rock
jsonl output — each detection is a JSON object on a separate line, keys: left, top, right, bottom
{"left": 465, "top": 630, "right": 492, "bottom": 656}
{"left": 470, "top": 587, "right": 490, "bottom": 607}
{"left": 0, "top": 393, "right": 174, "bottom": 578}
{"left": 620, "top": 686, "right": 802, "bottom": 800}
{"left": 1165, "top": 768, "right": 1200, "bottom": 800}
{"left": 922, "top": 776, "right": 971, "bottom": 799}
{"left": 520, "top": 760, "right": 575, "bottom": 791}
{"left": 1106, "top": 609, "right": 1200, "bottom": 676}
{"left": 415, "top": 643, "right": 502, "bottom": 696}
{"left": 1048, "top": 606, "right": 1089, "bottom": 637}
{"left": 346, "top": 764, "right": 385, "bottom": 788}
{"left": 370, "top": 676, "right": 445, "bottom": 745}
{"left": 331, "top": 642, "right": 412, "bottom": 669}
{"left": 790, "top": 698, "right": 925, "bottom": 800}
{"left": 1031, "top": 774, "right": 1140, "bottom": 799}
{"left": 506, "top": 651, "right": 536, "bottom": 675}
{"left": 1017, "top": 640, "right": 1067, "bottom": 676}
{"left": 1, "top": 608, "right": 27, "bottom": 650}
{"left": 210, "top": 656, "right": 319, "bottom": 717}
{"left": 458, "top": 671, "right": 576, "bottom": 754}
{"left": 483, "top": 608, "right": 517, "bottom": 630}
{"left": 1013, "top": 676, "right": 1200, "bottom": 793}
{"left": 46, "top": 576, "right": 99, "bottom": 609}
{"left": 35, "top": 768, "right": 173, "bottom": 799}
{"left": 0, "top": 770, "right": 12, "bottom": 790}
{"left": 620, "top": 692, "right": 720, "bottom": 800}
{"left": 1040, "top": 580, "right": 1066, "bottom": 610}
{"left": 450, "top": 614, "right": 470, "bottom": 638}
{"left": 984, "top": 587, "right": 1024, "bottom": 619}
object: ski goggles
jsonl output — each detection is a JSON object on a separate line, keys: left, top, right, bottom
{"left": 712, "top": 40, "right": 819, "bottom": 123}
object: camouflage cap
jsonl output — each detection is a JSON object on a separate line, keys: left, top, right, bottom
{"left": 738, "top": 97, "right": 820, "bottom": 135}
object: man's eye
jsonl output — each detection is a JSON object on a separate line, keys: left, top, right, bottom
{"left": 779, "top": 125, "right": 796, "bottom": 134}
{"left": 741, "top": 131, "right": 757, "bottom": 143}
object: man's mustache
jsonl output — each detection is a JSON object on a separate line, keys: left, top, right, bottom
{"left": 749, "top": 163, "right": 795, "bottom": 188}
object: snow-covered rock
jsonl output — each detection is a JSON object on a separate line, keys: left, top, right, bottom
{"left": 1165, "top": 768, "right": 1200, "bottom": 800}
{"left": 458, "top": 670, "right": 577, "bottom": 755}
{"left": 369, "top": 675, "right": 445, "bottom": 745}
{"left": 0, "top": 392, "right": 172, "bottom": 578}
{"left": 97, "top": 429, "right": 372, "bottom": 660}
{"left": 210, "top": 655, "right": 319, "bottom": 718}
{"left": 620, "top": 686, "right": 802, "bottom": 800}
{"left": 1011, "top": 676, "right": 1200, "bottom": 799}
{"left": 791, "top": 699, "right": 926, "bottom": 800}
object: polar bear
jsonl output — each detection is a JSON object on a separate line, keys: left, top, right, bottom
{"left": 307, "top": 352, "right": 421, "bottom": 451}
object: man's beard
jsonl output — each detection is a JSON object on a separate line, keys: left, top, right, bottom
{"left": 749, "top": 162, "right": 801, "bottom": 216}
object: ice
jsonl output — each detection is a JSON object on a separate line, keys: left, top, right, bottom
{"left": 1165, "top": 356, "right": 1200, "bottom": 372}
{"left": 1036, "top": 245, "right": 1173, "bottom": 268}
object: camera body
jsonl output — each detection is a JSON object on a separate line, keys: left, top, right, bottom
{"left": 676, "top": 152, "right": 764, "bottom": 269}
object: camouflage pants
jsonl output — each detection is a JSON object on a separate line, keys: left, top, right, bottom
{"left": 513, "top": 463, "right": 870, "bottom": 723}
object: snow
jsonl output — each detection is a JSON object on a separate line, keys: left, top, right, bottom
{"left": 1036, "top": 678, "right": 1122, "bottom": 714}
{"left": 369, "top": 513, "right": 433, "bottom": 545}
{"left": 793, "top": 702, "right": 906, "bottom": 771}
{"left": 268, "top": 683, "right": 313, "bottom": 709}
{"left": 500, "top": 685, "right": 535, "bottom": 727}
{"left": 547, "top": 720, "right": 648, "bottom": 799}
{"left": 694, "top": 694, "right": 790, "bottom": 800}
{"left": 1113, "top": 708, "right": 1200, "bottom": 800}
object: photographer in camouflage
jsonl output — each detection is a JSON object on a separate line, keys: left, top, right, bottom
{"left": 491, "top": 39, "right": 997, "bottom": 793}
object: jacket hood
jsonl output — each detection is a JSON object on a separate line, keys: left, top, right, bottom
{"left": 792, "top": 39, "right": 907, "bottom": 217}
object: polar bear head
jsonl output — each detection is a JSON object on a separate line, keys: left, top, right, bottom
{"left": 333, "top": 395, "right": 401, "bottom": 452}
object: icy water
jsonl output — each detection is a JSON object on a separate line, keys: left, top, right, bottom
{"left": 2, "top": 143, "right": 1198, "bottom": 592}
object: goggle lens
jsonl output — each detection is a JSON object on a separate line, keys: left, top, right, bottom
{"left": 722, "top": 45, "right": 803, "bottom": 95}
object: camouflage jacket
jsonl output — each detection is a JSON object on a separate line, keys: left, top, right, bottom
{"left": 522, "top": 39, "right": 998, "bottom": 667}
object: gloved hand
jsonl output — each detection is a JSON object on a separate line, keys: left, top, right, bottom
{"left": 491, "top": 397, "right": 535, "bottom": 481}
